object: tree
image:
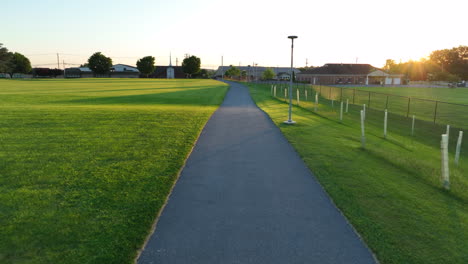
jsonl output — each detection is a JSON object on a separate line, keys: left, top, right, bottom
{"left": 262, "top": 68, "right": 275, "bottom": 80}
{"left": 0, "top": 43, "right": 12, "bottom": 73}
{"left": 182, "top": 55, "right": 201, "bottom": 78}
{"left": 224, "top": 65, "right": 240, "bottom": 78}
{"left": 136, "top": 56, "right": 155, "bottom": 77}
{"left": 9, "top": 52, "right": 32, "bottom": 76}
{"left": 430, "top": 46, "right": 468, "bottom": 79}
{"left": 198, "top": 69, "right": 208, "bottom": 78}
{"left": 87, "top": 52, "right": 112, "bottom": 75}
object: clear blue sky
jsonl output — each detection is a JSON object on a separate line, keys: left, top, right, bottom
{"left": 3, "top": 0, "right": 467, "bottom": 69}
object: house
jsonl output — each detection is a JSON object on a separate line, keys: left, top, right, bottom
{"left": 297, "top": 63, "right": 403, "bottom": 85}
{"left": 214, "top": 66, "right": 300, "bottom": 81}
{"left": 110, "top": 64, "right": 140, "bottom": 78}
{"left": 64, "top": 67, "right": 93, "bottom": 78}
{"left": 64, "top": 64, "right": 140, "bottom": 78}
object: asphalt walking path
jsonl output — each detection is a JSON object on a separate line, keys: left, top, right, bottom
{"left": 137, "top": 82, "right": 377, "bottom": 264}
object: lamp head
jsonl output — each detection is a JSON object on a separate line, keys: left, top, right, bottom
{"left": 288, "top": 35, "right": 298, "bottom": 39}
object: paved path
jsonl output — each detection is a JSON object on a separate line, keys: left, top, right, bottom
{"left": 137, "top": 82, "right": 377, "bottom": 264}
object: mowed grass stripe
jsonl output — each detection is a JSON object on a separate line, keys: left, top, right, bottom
{"left": 347, "top": 86, "right": 468, "bottom": 105}
{"left": 308, "top": 85, "right": 468, "bottom": 129}
{"left": 247, "top": 83, "right": 467, "bottom": 264}
{"left": 0, "top": 79, "right": 228, "bottom": 263}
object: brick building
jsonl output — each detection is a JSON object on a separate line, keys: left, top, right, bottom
{"left": 297, "top": 63, "right": 403, "bottom": 85}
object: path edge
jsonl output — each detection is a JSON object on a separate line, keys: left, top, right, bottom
{"left": 244, "top": 82, "right": 381, "bottom": 264}
{"left": 133, "top": 83, "right": 230, "bottom": 264}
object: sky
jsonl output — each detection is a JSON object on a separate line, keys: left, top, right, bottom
{"left": 2, "top": 0, "right": 467, "bottom": 70}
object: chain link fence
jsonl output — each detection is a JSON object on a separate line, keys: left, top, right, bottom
{"left": 267, "top": 82, "right": 467, "bottom": 129}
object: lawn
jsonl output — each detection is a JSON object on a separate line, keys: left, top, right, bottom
{"left": 272, "top": 83, "right": 468, "bottom": 129}
{"left": 0, "top": 78, "right": 228, "bottom": 264}
{"left": 347, "top": 86, "right": 468, "bottom": 105}
{"left": 247, "top": 82, "right": 468, "bottom": 264}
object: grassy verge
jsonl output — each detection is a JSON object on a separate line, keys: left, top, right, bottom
{"left": 0, "top": 78, "right": 228, "bottom": 263}
{"left": 302, "top": 84, "right": 468, "bottom": 128}
{"left": 347, "top": 86, "right": 468, "bottom": 105}
{"left": 246, "top": 82, "right": 467, "bottom": 264}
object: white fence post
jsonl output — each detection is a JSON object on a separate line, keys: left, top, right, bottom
{"left": 441, "top": 134, "right": 450, "bottom": 190}
{"left": 384, "top": 109, "right": 388, "bottom": 139}
{"left": 361, "top": 110, "right": 366, "bottom": 148}
{"left": 363, "top": 104, "right": 366, "bottom": 120}
{"left": 446, "top": 125, "right": 450, "bottom": 141}
{"left": 315, "top": 92, "right": 318, "bottom": 111}
{"left": 274, "top": 86, "right": 276, "bottom": 97}
{"left": 296, "top": 89, "right": 300, "bottom": 105}
{"left": 411, "top": 115, "right": 415, "bottom": 136}
{"left": 305, "top": 90, "right": 308, "bottom": 101}
{"left": 346, "top": 99, "right": 349, "bottom": 113}
{"left": 284, "top": 87, "right": 287, "bottom": 100}
{"left": 455, "top": 131, "right": 463, "bottom": 166}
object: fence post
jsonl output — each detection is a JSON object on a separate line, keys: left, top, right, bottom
{"left": 434, "top": 101, "right": 438, "bottom": 124}
{"left": 346, "top": 99, "right": 349, "bottom": 113}
{"left": 361, "top": 110, "right": 366, "bottom": 148}
{"left": 353, "top": 89, "right": 356, "bottom": 104}
{"left": 384, "top": 109, "right": 388, "bottom": 139}
{"left": 455, "top": 131, "right": 463, "bottom": 166}
{"left": 406, "top": 97, "right": 411, "bottom": 117}
{"left": 340, "top": 101, "right": 343, "bottom": 122}
{"left": 441, "top": 134, "right": 450, "bottom": 190}
{"left": 274, "top": 86, "right": 276, "bottom": 97}
{"left": 368, "top": 92, "right": 371, "bottom": 108}
{"left": 284, "top": 87, "right": 287, "bottom": 100}
{"left": 315, "top": 92, "right": 318, "bottom": 111}
{"left": 446, "top": 125, "right": 450, "bottom": 141}
{"left": 297, "top": 89, "right": 300, "bottom": 106}
{"left": 411, "top": 115, "right": 415, "bottom": 136}
{"left": 363, "top": 104, "right": 366, "bottom": 120}
{"left": 305, "top": 89, "right": 308, "bottom": 101}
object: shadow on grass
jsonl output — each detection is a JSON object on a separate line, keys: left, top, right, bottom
{"left": 61, "top": 85, "right": 216, "bottom": 94}
{"left": 53, "top": 87, "right": 224, "bottom": 106}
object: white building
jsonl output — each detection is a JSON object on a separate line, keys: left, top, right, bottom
{"left": 110, "top": 64, "right": 139, "bottom": 73}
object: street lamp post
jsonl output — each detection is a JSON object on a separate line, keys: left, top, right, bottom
{"left": 284, "top": 35, "right": 298, "bottom": 125}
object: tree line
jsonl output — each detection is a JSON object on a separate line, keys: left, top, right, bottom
{"left": 0, "top": 44, "right": 204, "bottom": 78}
{"left": 224, "top": 65, "right": 276, "bottom": 80}
{"left": 384, "top": 45, "right": 468, "bottom": 82}
{"left": 0, "top": 43, "right": 32, "bottom": 76}
{"left": 84, "top": 52, "right": 203, "bottom": 78}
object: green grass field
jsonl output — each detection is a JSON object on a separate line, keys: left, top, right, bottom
{"left": 270, "top": 83, "right": 468, "bottom": 129}
{"left": 349, "top": 86, "right": 468, "bottom": 105}
{"left": 248, "top": 82, "right": 467, "bottom": 264}
{"left": 0, "top": 78, "right": 228, "bottom": 264}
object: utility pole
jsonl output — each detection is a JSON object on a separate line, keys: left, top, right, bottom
{"left": 63, "top": 60, "right": 66, "bottom": 78}
{"left": 221, "top": 56, "right": 224, "bottom": 80}
{"left": 306, "top": 58, "right": 308, "bottom": 68}
{"left": 57, "top": 53, "right": 60, "bottom": 69}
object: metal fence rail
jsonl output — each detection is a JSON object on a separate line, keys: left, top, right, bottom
{"left": 280, "top": 84, "right": 468, "bottom": 129}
